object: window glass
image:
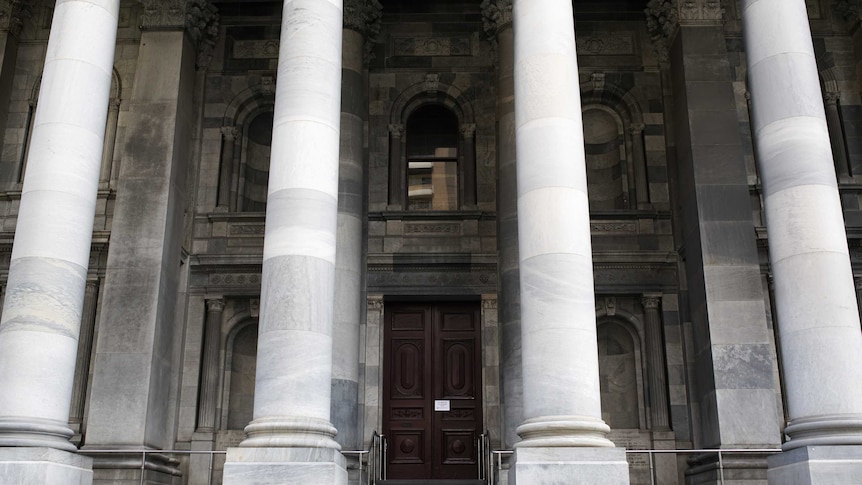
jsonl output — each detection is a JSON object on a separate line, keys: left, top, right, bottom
{"left": 406, "top": 105, "right": 458, "bottom": 210}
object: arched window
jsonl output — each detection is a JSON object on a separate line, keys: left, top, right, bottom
{"left": 583, "top": 107, "right": 627, "bottom": 210}
{"left": 227, "top": 323, "right": 257, "bottom": 429}
{"left": 405, "top": 105, "right": 459, "bottom": 210}
{"left": 239, "top": 112, "right": 273, "bottom": 212}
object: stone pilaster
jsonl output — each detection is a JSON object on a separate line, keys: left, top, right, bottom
{"left": 824, "top": 92, "right": 851, "bottom": 180}
{"left": 629, "top": 123, "right": 650, "bottom": 208}
{"left": 740, "top": 0, "right": 862, "bottom": 481}
{"left": 482, "top": 0, "right": 521, "bottom": 451}
{"left": 387, "top": 123, "right": 404, "bottom": 209}
{"left": 84, "top": 4, "right": 219, "bottom": 483}
{"left": 0, "top": 0, "right": 32, "bottom": 185}
{"left": 100, "top": 98, "right": 121, "bottom": 187}
{"left": 646, "top": 1, "right": 781, "bottom": 482}
{"left": 509, "top": 0, "right": 628, "bottom": 482}
{"left": 217, "top": 126, "right": 238, "bottom": 210}
{"left": 69, "top": 281, "right": 100, "bottom": 440}
{"left": 0, "top": 0, "right": 119, "bottom": 482}
{"left": 197, "top": 298, "right": 224, "bottom": 431}
{"left": 641, "top": 295, "right": 669, "bottom": 430}
{"left": 223, "top": 0, "right": 347, "bottom": 482}
{"left": 461, "top": 123, "right": 477, "bottom": 208}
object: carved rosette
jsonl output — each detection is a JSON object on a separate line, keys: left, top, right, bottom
{"left": 0, "top": 0, "right": 33, "bottom": 37}
{"left": 480, "top": 0, "right": 513, "bottom": 39}
{"left": 138, "top": 0, "right": 219, "bottom": 57}
{"left": 343, "top": 0, "right": 383, "bottom": 64}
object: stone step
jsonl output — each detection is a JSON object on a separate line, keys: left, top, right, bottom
{"left": 378, "top": 481, "right": 485, "bottom": 485}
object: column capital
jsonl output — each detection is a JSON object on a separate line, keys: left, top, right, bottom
{"left": 138, "top": 0, "right": 220, "bottom": 54}
{"left": 389, "top": 123, "right": 404, "bottom": 138}
{"left": 645, "top": 0, "right": 724, "bottom": 62}
{"left": 367, "top": 296, "right": 384, "bottom": 312}
{"left": 0, "top": 0, "right": 33, "bottom": 38}
{"left": 205, "top": 297, "right": 225, "bottom": 313}
{"left": 481, "top": 0, "right": 513, "bottom": 39}
{"left": 825, "top": 91, "right": 841, "bottom": 107}
{"left": 628, "top": 122, "right": 646, "bottom": 135}
{"left": 343, "top": 0, "right": 383, "bottom": 36}
{"left": 641, "top": 294, "right": 662, "bottom": 310}
{"left": 461, "top": 123, "right": 476, "bottom": 139}
{"left": 837, "top": 0, "right": 862, "bottom": 25}
{"left": 221, "top": 126, "right": 239, "bottom": 141}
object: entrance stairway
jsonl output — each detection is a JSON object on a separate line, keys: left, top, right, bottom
{"left": 378, "top": 481, "right": 485, "bottom": 485}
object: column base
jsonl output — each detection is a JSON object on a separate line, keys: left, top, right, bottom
{"left": 768, "top": 445, "right": 862, "bottom": 485}
{"left": 508, "top": 446, "right": 630, "bottom": 485}
{"left": 0, "top": 447, "right": 93, "bottom": 485}
{"left": 223, "top": 447, "right": 347, "bottom": 485}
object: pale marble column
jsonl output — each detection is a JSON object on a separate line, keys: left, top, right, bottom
{"left": 510, "top": 3, "right": 628, "bottom": 479}
{"left": 481, "top": 0, "right": 522, "bottom": 450}
{"left": 742, "top": 0, "right": 862, "bottom": 476}
{"left": 641, "top": 295, "right": 669, "bottom": 430}
{"left": 197, "top": 298, "right": 224, "bottom": 431}
{"left": 235, "top": 0, "right": 344, "bottom": 454}
{"left": 217, "top": 126, "right": 238, "bottom": 210}
{"left": 0, "top": 0, "right": 119, "bottom": 454}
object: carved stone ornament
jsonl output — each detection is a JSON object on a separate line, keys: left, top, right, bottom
{"left": 645, "top": 0, "right": 724, "bottom": 62}
{"left": 836, "top": 0, "right": 862, "bottom": 23}
{"left": 138, "top": 0, "right": 220, "bottom": 55}
{"left": 343, "top": 0, "right": 383, "bottom": 64}
{"left": 480, "top": 0, "right": 513, "bottom": 39}
{"left": 0, "top": 0, "right": 33, "bottom": 37}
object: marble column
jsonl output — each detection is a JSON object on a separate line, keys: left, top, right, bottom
{"left": 740, "top": 0, "right": 862, "bottom": 480}
{"left": 0, "top": 0, "right": 31, "bottom": 185}
{"left": 641, "top": 295, "right": 669, "bottom": 430}
{"left": 0, "top": 0, "right": 119, "bottom": 481}
{"left": 217, "top": 126, "right": 238, "bottom": 210}
{"left": 509, "top": 0, "right": 628, "bottom": 482}
{"left": 223, "top": 0, "right": 347, "bottom": 483}
{"left": 83, "top": 2, "right": 218, "bottom": 482}
{"left": 197, "top": 298, "right": 225, "bottom": 431}
{"left": 481, "top": 0, "right": 522, "bottom": 450}
{"left": 331, "top": 0, "right": 379, "bottom": 455}
{"left": 824, "top": 92, "right": 851, "bottom": 180}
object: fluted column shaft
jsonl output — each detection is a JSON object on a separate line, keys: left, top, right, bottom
{"left": 743, "top": 0, "right": 862, "bottom": 449}
{"left": 641, "top": 295, "right": 669, "bottom": 430}
{"left": 197, "top": 298, "right": 225, "bottom": 431}
{"left": 630, "top": 124, "right": 649, "bottom": 208}
{"left": 100, "top": 98, "right": 120, "bottom": 186}
{"left": 513, "top": 0, "right": 612, "bottom": 448}
{"left": 240, "top": 0, "right": 344, "bottom": 449}
{"left": 0, "top": 0, "right": 119, "bottom": 450}
{"left": 217, "top": 127, "right": 238, "bottom": 209}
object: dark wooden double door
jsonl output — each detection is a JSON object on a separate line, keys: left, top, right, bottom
{"left": 383, "top": 302, "right": 483, "bottom": 480}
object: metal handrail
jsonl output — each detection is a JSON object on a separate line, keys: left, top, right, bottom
{"left": 81, "top": 449, "right": 227, "bottom": 485}
{"left": 489, "top": 448, "right": 781, "bottom": 485}
{"left": 368, "top": 431, "right": 387, "bottom": 485}
{"left": 477, "top": 429, "right": 491, "bottom": 481}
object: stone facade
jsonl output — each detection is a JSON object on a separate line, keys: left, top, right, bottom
{"left": 0, "top": 0, "right": 861, "bottom": 484}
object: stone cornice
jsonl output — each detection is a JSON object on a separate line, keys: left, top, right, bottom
{"left": 138, "top": 0, "right": 220, "bottom": 56}
{"left": 480, "top": 0, "right": 513, "bottom": 39}
{"left": 0, "top": 0, "right": 33, "bottom": 37}
{"left": 645, "top": 0, "right": 724, "bottom": 62}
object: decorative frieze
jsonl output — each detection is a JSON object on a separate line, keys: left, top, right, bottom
{"left": 393, "top": 37, "right": 471, "bottom": 57}
{"left": 590, "top": 222, "right": 638, "bottom": 233}
{"left": 138, "top": 0, "right": 219, "bottom": 53}
{"left": 480, "top": 0, "right": 513, "bottom": 38}
{"left": 0, "top": 0, "right": 33, "bottom": 37}
{"left": 232, "top": 40, "right": 280, "bottom": 59}
{"left": 403, "top": 222, "right": 461, "bottom": 234}
{"left": 576, "top": 32, "right": 635, "bottom": 56}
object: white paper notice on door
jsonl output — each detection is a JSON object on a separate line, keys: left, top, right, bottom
{"left": 434, "top": 400, "right": 451, "bottom": 411}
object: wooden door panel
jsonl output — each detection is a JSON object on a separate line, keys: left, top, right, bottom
{"left": 384, "top": 302, "right": 481, "bottom": 480}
